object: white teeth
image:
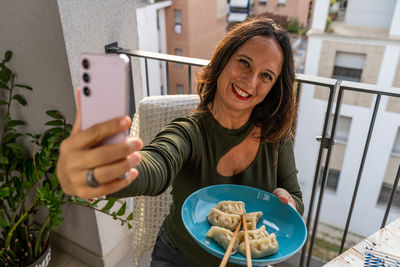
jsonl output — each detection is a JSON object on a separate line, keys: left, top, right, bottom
{"left": 233, "top": 84, "right": 250, "bottom": 97}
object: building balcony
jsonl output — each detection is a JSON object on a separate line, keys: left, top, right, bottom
{"left": 328, "top": 20, "right": 391, "bottom": 41}
{"left": 83, "top": 46, "right": 399, "bottom": 267}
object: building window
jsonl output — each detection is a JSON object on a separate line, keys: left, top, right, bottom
{"left": 392, "top": 128, "right": 400, "bottom": 155}
{"left": 259, "top": 0, "right": 267, "bottom": 5}
{"left": 319, "top": 167, "right": 340, "bottom": 191}
{"left": 327, "top": 115, "right": 352, "bottom": 143}
{"left": 332, "top": 52, "right": 365, "bottom": 82}
{"left": 176, "top": 84, "right": 184, "bottom": 94}
{"left": 175, "top": 48, "right": 183, "bottom": 67}
{"left": 377, "top": 183, "right": 400, "bottom": 209}
{"left": 230, "top": 0, "right": 250, "bottom": 13}
{"left": 277, "top": 0, "right": 286, "bottom": 6}
{"left": 174, "top": 9, "right": 182, "bottom": 34}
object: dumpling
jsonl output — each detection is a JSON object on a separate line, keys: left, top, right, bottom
{"left": 238, "top": 225, "right": 269, "bottom": 242}
{"left": 206, "top": 226, "right": 239, "bottom": 255}
{"left": 215, "top": 201, "right": 245, "bottom": 215}
{"left": 208, "top": 208, "right": 241, "bottom": 231}
{"left": 238, "top": 225, "right": 279, "bottom": 258}
{"left": 245, "top": 211, "right": 263, "bottom": 230}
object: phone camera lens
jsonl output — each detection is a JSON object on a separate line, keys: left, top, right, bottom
{"left": 83, "top": 73, "right": 90, "bottom": 83}
{"left": 82, "top": 59, "right": 89, "bottom": 69}
{"left": 83, "top": 86, "right": 91, "bottom": 96}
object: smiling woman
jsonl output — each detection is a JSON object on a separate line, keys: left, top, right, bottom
{"left": 56, "top": 16, "right": 303, "bottom": 267}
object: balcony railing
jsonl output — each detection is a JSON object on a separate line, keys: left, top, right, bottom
{"left": 106, "top": 43, "right": 400, "bottom": 267}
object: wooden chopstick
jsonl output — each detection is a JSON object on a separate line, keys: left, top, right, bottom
{"left": 242, "top": 211, "right": 252, "bottom": 267}
{"left": 219, "top": 220, "right": 242, "bottom": 267}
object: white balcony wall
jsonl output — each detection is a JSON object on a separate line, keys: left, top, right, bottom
{"left": 56, "top": 1, "right": 140, "bottom": 266}
{"left": 0, "top": 1, "right": 140, "bottom": 266}
{"left": 389, "top": 0, "right": 400, "bottom": 38}
{"left": 310, "top": 0, "right": 330, "bottom": 32}
{"left": 136, "top": 1, "right": 171, "bottom": 99}
{"left": 345, "top": 0, "right": 397, "bottom": 28}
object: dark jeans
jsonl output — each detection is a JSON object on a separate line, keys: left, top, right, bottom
{"left": 150, "top": 223, "right": 199, "bottom": 267}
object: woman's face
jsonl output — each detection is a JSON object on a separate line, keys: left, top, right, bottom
{"left": 215, "top": 35, "right": 283, "bottom": 117}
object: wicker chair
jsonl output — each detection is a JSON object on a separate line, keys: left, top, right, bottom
{"left": 129, "top": 94, "right": 200, "bottom": 266}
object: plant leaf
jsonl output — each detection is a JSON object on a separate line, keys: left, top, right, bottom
{"left": 4, "top": 50, "right": 12, "bottom": 62}
{"left": 12, "top": 94, "right": 27, "bottom": 106}
{"left": 0, "top": 100, "right": 8, "bottom": 105}
{"left": 0, "top": 69, "right": 10, "bottom": 83}
{"left": 7, "top": 120, "right": 25, "bottom": 127}
{"left": 14, "top": 84, "right": 33, "bottom": 90}
{"left": 126, "top": 212, "right": 133, "bottom": 221}
{"left": 0, "top": 154, "right": 8, "bottom": 164}
{"left": 116, "top": 202, "right": 126, "bottom": 216}
{"left": 0, "top": 187, "right": 10, "bottom": 198}
{"left": 46, "top": 110, "right": 63, "bottom": 119}
{"left": 0, "top": 218, "right": 10, "bottom": 227}
{"left": 101, "top": 198, "right": 116, "bottom": 212}
{"left": 0, "top": 81, "right": 9, "bottom": 89}
{"left": 45, "top": 120, "right": 63, "bottom": 126}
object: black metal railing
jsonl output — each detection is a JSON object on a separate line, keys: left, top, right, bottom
{"left": 106, "top": 43, "right": 400, "bottom": 267}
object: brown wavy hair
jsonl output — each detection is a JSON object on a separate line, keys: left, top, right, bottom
{"left": 196, "top": 16, "right": 296, "bottom": 143}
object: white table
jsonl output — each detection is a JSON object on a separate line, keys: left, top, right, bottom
{"left": 323, "top": 217, "right": 400, "bottom": 266}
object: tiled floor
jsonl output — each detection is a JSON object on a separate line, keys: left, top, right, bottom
{"left": 50, "top": 247, "right": 88, "bottom": 267}
{"left": 50, "top": 246, "right": 133, "bottom": 267}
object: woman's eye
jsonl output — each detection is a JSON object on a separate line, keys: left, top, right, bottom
{"left": 262, "top": 73, "right": 273, "bottom": 81}
{"left": 239, "top": 59, "right": 250, "bottom": 68}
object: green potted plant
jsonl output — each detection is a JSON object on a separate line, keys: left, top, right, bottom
{"left": 0, "top": 50, "right": 134, "bottom": 266}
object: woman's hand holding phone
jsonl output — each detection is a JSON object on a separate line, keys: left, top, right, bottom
{"left": 57, "top": 89, "right": 143, "bottom": 199}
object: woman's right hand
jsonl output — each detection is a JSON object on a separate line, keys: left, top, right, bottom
{"left": 56, "top": 89, "right": 143, "bottom": 199}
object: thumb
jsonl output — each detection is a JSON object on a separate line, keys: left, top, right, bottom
{"left": 272, "top": 188, "right": 296, "bottom": 209}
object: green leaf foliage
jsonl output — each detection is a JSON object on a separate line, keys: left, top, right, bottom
{"left": 0, "top": 218, "right": 10, "bottom": 227}
{"left": 101, "top": 198, "right": 117, "bottom": 212}
{"left": 116, "top": 202, "right": 126, "bottom": 216}
{"left": 12, "top": 94, "right": 27, "bottom": 106}
{"left": 0, "top": 80, "right": 9, "bottom": 89}
{"left": 7, "top": 120, "right": 25, "bottom": 127}
{"left": 0, "top": 68, "right": 10, "bottom": 83}
{"left": 126, "top": 212, "right": 133, "bottom": 221}
{"left": 0, "top": 50, "right": 132, "bottom": 265}
{"left": 0, "top": 154, "right": 8, "bottom": 164}
{"left": 4, "top": 50, "right": 12, "bottom": 62}
{"left": 46, "top": 110, "right": 63, "bottom": 119}
{"left": 45, "top": 120, "right": 63, "bottom": 126}
{"left": 14, "top": 84, "right": 33, "bottom": 90}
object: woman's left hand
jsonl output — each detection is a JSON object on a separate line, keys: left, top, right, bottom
{"left": 272, "top": 188, "right": 296, "bottom": 210}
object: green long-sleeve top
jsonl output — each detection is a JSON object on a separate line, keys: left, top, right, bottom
{"left": 111, "top": 110, "right": 303, "bottom": 267}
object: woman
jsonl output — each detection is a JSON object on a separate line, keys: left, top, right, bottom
{"left": 57, "top": 17, "right": 303, "bottom": 266}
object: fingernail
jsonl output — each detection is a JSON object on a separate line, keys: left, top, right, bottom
{"left": 129, "top": 155, "right": 137, "bottom": 166}
{"left": 128, "top": 138, "right": 137, "bottom": 149}
{"left": 120, "top": 117, "right": 130, "bottom": 127}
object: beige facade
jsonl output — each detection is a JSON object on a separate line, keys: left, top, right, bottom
{"left": 386, "top": 60, "right": 400, "bottom": 113}
{"left": 252, "top": 0, "right": 312, "bottom": 28}
{"left": 165, "top": 0, "right": 226, "bottom": 94}
{"left": 383, "top": 155, "right": 400, "bottom": 186}
{"left": 322, "top": 143, "right": 346, "bottom": 171}
{"left": 314, "top": 40, "right": 385, "bottom": 108}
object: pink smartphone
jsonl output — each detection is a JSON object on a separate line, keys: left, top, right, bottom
{"left": 79, "top": 53, "right": 130, "bottom": 146}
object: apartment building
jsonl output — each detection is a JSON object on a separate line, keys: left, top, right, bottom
{"left": 295, "top": 0, "right": 400, "bottom": 237}
{"left": 252, "top": 0, "right": 312, "bottom": 28}
{"left": 136, "top": 0, "right": 227, "bottom": 97}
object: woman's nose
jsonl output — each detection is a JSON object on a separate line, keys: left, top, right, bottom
{"left": 245, "top": 72, "right": 258, "bottom": 91}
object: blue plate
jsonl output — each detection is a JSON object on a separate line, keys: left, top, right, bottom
{"left": 181, "top": 184, "right": 307, "bottom": 266}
